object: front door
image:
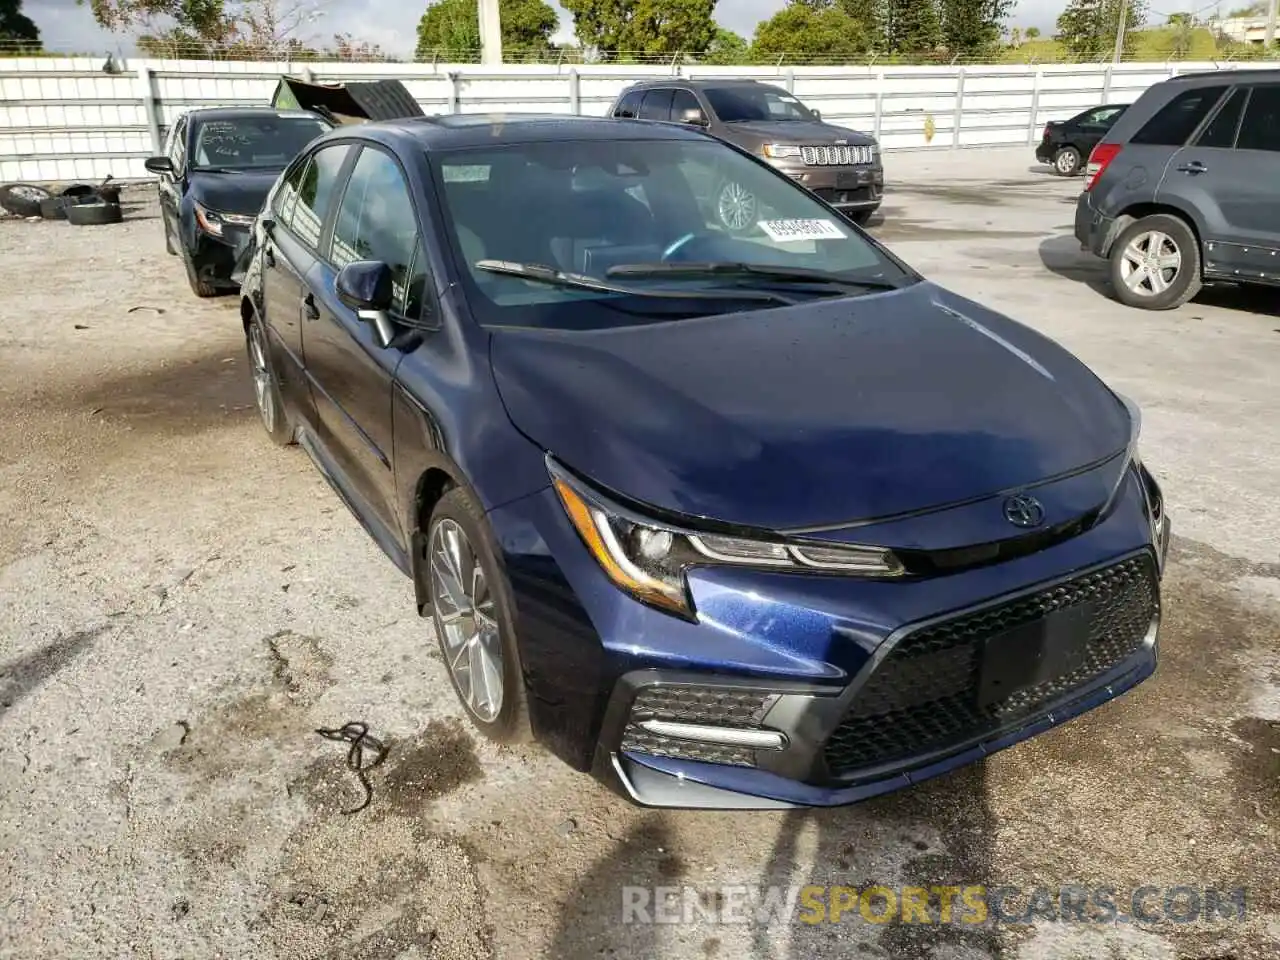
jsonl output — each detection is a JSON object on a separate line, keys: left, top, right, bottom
{"left": 158, "top": 115, "right": 187, "bottom": 250}
{"left": 304, "top": 144, "right": 427, "bottom": 542}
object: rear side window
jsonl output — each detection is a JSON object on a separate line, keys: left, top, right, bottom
{"left": 638, "top": 89, "right": 675, "bottom": 122}
{"left": 273, "top": 155, "right": 310, "bottom": 229}
{"left": 1131, "top": 86, "right": 1227, "bottom": 146}
{"left": 290, "top": 143, "right": 352, "bottom": 248}
{"left": 614, "top": 90, "right": 643, "bottom": 119}
{"left": 1238, "top": 85, "right": 1280, "bottom": 152}
{"left": 1196, "top": 87, "right": 1247, "bottom": 149}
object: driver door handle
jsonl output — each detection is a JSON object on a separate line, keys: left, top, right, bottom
{"left": 1176, "top": 160, "right": 1208, "bottom": 174}
{"left": 303, "top": 293, "right": 320, "bottom": 320}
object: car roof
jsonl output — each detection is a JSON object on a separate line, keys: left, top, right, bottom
{"left": 315, "top": 113, "right": 715, "bottom": 152}
{"left": 183, "top": 106, "right": 325, "bottom": 122}
{"left": 1167, "top": 68, "right": 1280, "bottom": 85}
{"left": 623, "top": 78, "right": 774, "bottom": 92}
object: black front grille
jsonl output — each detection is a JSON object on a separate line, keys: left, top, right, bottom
{"left": 619, "top": 685, "right": 779, "bottom": 768}
{"left": 823, "top": 555, "right": 1157, "bottom": 778}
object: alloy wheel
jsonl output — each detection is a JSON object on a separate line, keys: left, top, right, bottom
{"left": 1119, "top": 231, "right": 1182, "bottom": 298}
{"left": 430, "top": 518, "right": 504, "bottom": 723}
{"left": 717, "top": 181, "right": 757, "bottom": 233}
{"left": 247, "top": 323, "right": 276, "bottom": 433}
{"left": 1055, "top": 150, "right": 1078, "bottom": 175}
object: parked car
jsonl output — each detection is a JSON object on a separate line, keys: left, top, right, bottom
{"left": 609, "top": 79, "right": 884, "bottom": 227}
{"left": 1076, "top": 70, "right": 1280, "bottom": 310}
{"left": 241, "top": 114, "right": 1169, "bottom": 809}
{"left": 1035, "top": 104, "right": 1129, "bottom": 176}
{"left": 145, "top": 107, "right": 332, "bottom": 297}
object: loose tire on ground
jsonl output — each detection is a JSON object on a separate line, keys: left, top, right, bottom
{"left": 65, "top": 200, "right": 123, "bottom": 226}
{"left": 1108, "top": 213, "right": 1202, "bottom": 311}
{"left": 0, "top": 183, "right": 52, "bottom": 218}
{"left": 426, "top": 485, "right": 533, "bottom": 745}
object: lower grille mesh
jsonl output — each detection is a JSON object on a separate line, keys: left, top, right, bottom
{"left": 619, "top": 686, "right": 778, "bottom": 768}
{"left": 823, "top": 555, "right": 1157, "bottom": 778}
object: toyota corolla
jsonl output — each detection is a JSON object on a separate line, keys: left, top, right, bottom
{"left": 239, "top": 115, "right": 1170, "bottom": 809}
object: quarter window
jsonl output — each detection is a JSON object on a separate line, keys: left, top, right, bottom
{"left": 331, "top": 147, "right": 424, "bottom": 317}
{"left": 290, "top": 143, "right": 352, "bottom": 248}
{"left": 1237, "top": 85, "right": 1280, "bottom": 153}
{"left": 1131, "top": 86, "right": 1227, "bottom": 146}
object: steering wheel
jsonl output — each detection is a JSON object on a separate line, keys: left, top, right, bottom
{"left": 662, "top": 232, "right": 697, "bottom": 262}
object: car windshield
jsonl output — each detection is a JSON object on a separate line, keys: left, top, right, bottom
{"left": 431, "top": 138, "right": 913, "bottom": 330}
{"left": 703, "top": 86, "right": 816, "bottom": 123}
{"left": 190, "top": 114, "right": 330, "bottom": 172}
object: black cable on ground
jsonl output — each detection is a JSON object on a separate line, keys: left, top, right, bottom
{"left": 315, "top": 721, "right": 389, "bottom": 815}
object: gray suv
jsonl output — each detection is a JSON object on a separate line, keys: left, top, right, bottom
{"left": 609, "top": 79, "right": 884, "bottom": 228}
{"left": 1075, "top": 69, "right": 1280, "bottom": 310}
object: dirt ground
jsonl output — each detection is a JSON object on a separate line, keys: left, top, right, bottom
{"left": 1, "top": 149, "right": 1277, "bottom": 960}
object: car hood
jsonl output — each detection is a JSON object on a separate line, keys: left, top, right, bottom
{"left": 489, "top": 282, "right": 1131, "bottom": 531}
{"left": 188, "top": 169, "right": 282, "bottom": 217}
{"left": 724, "top": 120, "right": 876, "bottom": 146}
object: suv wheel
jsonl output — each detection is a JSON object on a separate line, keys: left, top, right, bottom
{"left": 1052, "top": 146, "right": 1081, "bottom": 176}
{"left": 1109, "top": 214, "right": 1202, "bottom": 310}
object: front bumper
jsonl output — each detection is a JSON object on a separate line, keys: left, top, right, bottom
{"left": 487, "top": 464, "right": 1167, "bottom": 808}
{"left": 771, "top": 161, "right": 884, "bottom": 210}
{"left": 187, "top": 222, "right": 254, "bottom": 289}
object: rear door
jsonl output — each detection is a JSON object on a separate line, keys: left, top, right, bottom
{"left": 305, "top": 144, "right": 426, "bottom": 541}
{"left": 1162, "top": 83, "right": 1280, "bottom": 275}
{"left": 261, "top": 141, "right": 354, "bottom": 426}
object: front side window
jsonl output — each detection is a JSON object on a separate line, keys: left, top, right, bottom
{"left": 638, "top": 89, "right": 675, "bottom": 122}
{"left": 170, "top": 117, "right": 187, "bottom": 171}
{"left": 331, "top": 147, "right": 424, "bottom": 316}
{"left": 703, "top": 85, "right": 816, "bottom": 123}
{"left": 671, "top": 89, "right": 704, "bottom": 123}
{"left": 1131, "top": 86, "right": 1227, "bottom": 147}
{"left": 289, "top": 143, "right": 352, "bottom": 248}
{"left": 1238, "top": 85, "right": 1280, "bottom": 153}
{"left": 431, "top": 137, "right": 912, "bottom": 330}
{"left": 190, "top": 113, "right": 330, "bottom": 172}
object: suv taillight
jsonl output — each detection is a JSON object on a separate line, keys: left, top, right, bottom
{"left": 1085, "top": 143, "right": 1122, "bottom": 191}
{"left": 1043, "top": 125, "right": 1051, "bottom": 140}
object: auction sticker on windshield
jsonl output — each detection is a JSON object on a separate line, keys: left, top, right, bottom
{"left": 759, "top": 219, "right": 846, "bottom": 242}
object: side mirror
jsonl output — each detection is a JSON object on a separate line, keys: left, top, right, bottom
{"left": 812, "top": 109, "right": 822, "bottom": 121}
{"left": 144, "top": 156, "right": 174, "bottom": 175}
{"left": 336, "top": 260, "right": 397, "bottom": 348}
{"left": 678, "top": 108, "right": 708, "bottom": 127}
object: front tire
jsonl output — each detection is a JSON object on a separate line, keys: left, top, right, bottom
{"left": 426, "top": 487, "right": 531, "bottom": 744}
{"left": 184, "top": 252, "right": 219, "bottom": 298}
{"left": 1052, "top": 146, "right": 1081, "bottom": 176}
{"left": 245, "top": 315, "right": 293, "bottom": 445}
{"left": 1109, "top": 214, "right": 1201, "bottom": 310}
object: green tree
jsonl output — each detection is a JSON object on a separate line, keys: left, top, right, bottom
{"left": 884, "top": 0, "right": 942, "bottom": 54}
{"left": 416, "top": 0, "right": 559, "bottom": 61}
{"left": 751, "top": 1, "right": 871, "bottom": 61}
{"left": 1025, "top": 25, "right": 1040, "bottom": 38}
{"left": 0, "top": 0, "right": 41, "bottom": 48}
{"left": 78, "top": 0, "right": 232, "bottom": 40}
{"left": 562, "top": 0, "right": 717, "bottom": 58}
{"left": 700, "top": 25, "right": 749, "bottom": 63}
{"left": 1056, "top": 0, "right": 1146, "bottom": 60}
{"left": 939, "top": 0, "right": 1013, "bottom": 55}
{"left": 1227, "top": 2, "right": 1266, "bottom": 15}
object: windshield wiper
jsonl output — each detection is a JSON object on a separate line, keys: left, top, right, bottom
{"left": 474, "top": 260, "right": 798, "bottom": 305}
{"left": 607, "top": 261, "right": 901, "bottom": 292}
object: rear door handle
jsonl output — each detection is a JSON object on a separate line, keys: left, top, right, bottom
{"left": 303, "top": 293, "right": 320, "bottom": 320}
{"left": 1176, "top": 161, "right": 1208, "bottom": 174}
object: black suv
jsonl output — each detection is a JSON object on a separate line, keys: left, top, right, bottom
{"left": 1035, "top": 104, "right": 1128, "bottom": 176}
{"left": 1075, "top": 70, "right": 1280, "bottom": 310}
{"left": 609, "top": 79, "right": 883, "bottom": 227}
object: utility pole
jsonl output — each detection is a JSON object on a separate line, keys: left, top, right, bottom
{"left": 1113, "top": 1, "right": 1129, "bottom": 63}
{"left": 479, "top": 0, "right": 503, "bottom": 65}
{"left": 1266, "top": 0, "right": 1277, "bottom": 49}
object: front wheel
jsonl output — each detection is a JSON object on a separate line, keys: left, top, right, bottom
{"left": 427, "top": 487, "right": 531, "bottom": 744}
{"left": 1108, "top": 214, "right": 1201, "bottom": 310}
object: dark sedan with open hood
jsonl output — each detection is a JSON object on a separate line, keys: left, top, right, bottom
{"left": 145, "top": 107, "right": 331, "bottom": 297}
{"left": 239, "top": 114, "right": 1169, "bottom": 809}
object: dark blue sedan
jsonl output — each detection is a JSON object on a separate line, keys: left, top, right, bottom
{"left": 239, "top": 114, "right": 1170, "bottom": 809}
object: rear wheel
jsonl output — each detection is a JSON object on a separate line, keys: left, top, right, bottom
{"left": 245, "top": 315, "right": 293, "bottom": 445}
{"left": 1109, "top": 214, "right": 1202, "bottom": 310}
{"left": 426, "top": 487, "right": 531, "bottom": 744}
{"left": 1052, "top": 146, "right": 1081, "bottom": 176}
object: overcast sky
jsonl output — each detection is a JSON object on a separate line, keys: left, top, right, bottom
{"left": 28, "top": 0, "right": 1195, "bottom": 58}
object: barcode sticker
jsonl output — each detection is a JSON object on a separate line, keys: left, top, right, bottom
{"left": 758, "top": 219, "right": 847, "bottom": 242}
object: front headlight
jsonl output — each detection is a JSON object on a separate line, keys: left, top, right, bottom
{"left": 550, "top": 458, "right": 903, "bottom": 619}
{"left": 762, "top": 144, "right": 803, "bottom": 160}
{"left": 194, "top": 201, "right": 255, "bottom": 237}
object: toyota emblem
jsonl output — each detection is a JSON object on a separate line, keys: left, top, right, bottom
{"left": 1002, "top": 494, "right": 1045, "bottom": 529}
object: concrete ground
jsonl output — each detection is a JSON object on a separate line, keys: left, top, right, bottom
{"left": 0, "top": 147, "right": 1276, "bottom": 960}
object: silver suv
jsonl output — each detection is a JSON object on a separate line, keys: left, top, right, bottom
{"left": 1075, "top": 69, "right": 1280, "bottom": 310}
